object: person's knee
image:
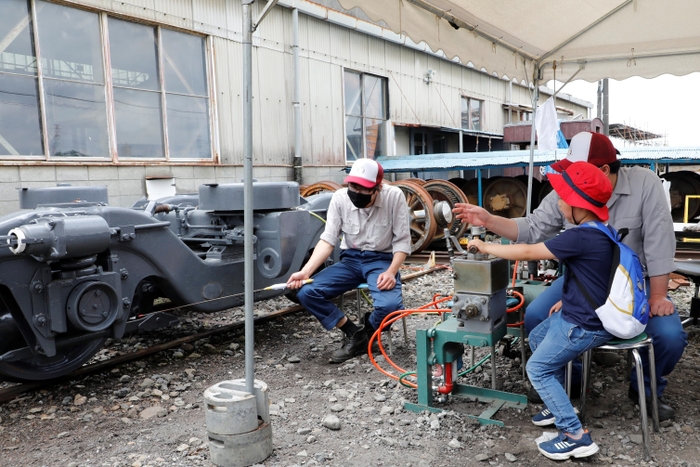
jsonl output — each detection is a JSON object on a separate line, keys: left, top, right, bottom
{"left": 646, "top": 317, "right": 687, "bottom": 352}
{"left": 296, "top": 286, "right": 313, "bottom": 306}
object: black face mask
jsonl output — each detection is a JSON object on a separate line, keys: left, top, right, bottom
{"left": 348, "top": 189, "right": 373, "bottom": 208}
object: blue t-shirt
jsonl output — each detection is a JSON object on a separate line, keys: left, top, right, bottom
{"left": 544, "top": 226, "right": 615, "bottom": 331}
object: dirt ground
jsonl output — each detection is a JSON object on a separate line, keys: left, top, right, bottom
{"left": 2, "top": 267, "right": 700, "bottom": 467}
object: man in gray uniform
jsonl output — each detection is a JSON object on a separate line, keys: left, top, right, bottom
{"left": 453, "top": 131, "right": 686, "bottom": 421}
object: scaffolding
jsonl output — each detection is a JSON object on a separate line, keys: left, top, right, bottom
{"left": 609, "top": 123, "right": 665, "bottom": 147}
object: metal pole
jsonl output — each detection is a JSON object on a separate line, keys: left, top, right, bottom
{"left": 526, "top": 84, "right": 539, "bottom": 216}
{"left": 242, "top": 0, "right": 255, "bottom": 395}
{"left": 292, "top": 8, "right": 302, "bottom": 184}
{"left": 602, "top": 78, "right": 609, "bottom": 136}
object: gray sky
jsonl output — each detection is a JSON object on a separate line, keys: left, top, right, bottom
{"left": 550, "top": 72, "right": 700, "bottom": 148}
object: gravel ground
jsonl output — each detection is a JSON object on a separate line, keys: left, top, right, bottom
{"left": 1, "top": 266, "right": 700, "bottom": 467}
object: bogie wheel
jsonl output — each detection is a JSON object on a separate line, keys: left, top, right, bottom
{"left": 405, "top": 178, "right": 427, "bottom": 186}
{"left": 0, "top": 305, "right": 107, "bottom": 381}
{"left": 482, "top": 176, "right": 528, "bottom": 218}
{"left": 463, "top": 178, "right": 495, "bottom": 206}
{"left": 423, "top": 179, "right": 469, "bottom": 241}
{"left": 392, "top": 181, "right": 437, "bottom": 253}
{"left": 300, "top": 181, "right": 342, "bottom": 198}
{"left": 661, "top": 171, "right": 700, "bottom": 222}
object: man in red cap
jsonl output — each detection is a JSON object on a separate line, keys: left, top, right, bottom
{"left": 469, "top": 161, "right": 616, "bottom": 460}
{"left": 287, "top": 158, "right": 411, "bottom": 362}
{"left": 453, "top": 131, "right": 685, "bottom": 421}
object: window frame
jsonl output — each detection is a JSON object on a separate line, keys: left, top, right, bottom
{"left": 343, "top": 68, "right": 389, "bottom": 162}
{"left": 0, "top": 0, "right": 217, "bottom": 163}
{"left": 461, "top": 95, "right": 484, "bottom": 132}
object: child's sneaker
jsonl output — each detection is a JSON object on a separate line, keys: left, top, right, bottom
{"left": 537, "top": 431, "right": 599, "bottom": 460}
{"left": 531, "top": 407, "right": 555, "bottom": 426}
{"left": 531, "top": 406, "right": 579, "bottom": 426}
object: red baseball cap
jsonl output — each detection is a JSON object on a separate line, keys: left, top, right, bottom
{"left": 344, "top": 158, "right": 384, "bottom": 189}
{"left": 550, "top": 132, "right": 618, "bottom": 173}
{"left": 547, "top": 161, "right": 613, "bottom": 221}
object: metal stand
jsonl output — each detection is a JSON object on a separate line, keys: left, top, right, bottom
{"left": 404, "top": 319, "right": 527, "bottom": 426}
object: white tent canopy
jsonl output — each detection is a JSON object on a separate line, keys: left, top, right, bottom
{"left": 338, "top": 0, "right": 700, "bottom": 84}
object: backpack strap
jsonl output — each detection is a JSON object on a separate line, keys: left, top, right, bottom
{"left": 565, "top": 222, "right": 621, "bottom": 310}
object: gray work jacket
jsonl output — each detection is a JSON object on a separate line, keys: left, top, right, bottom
{"left": 514, "top": 166, "right": 676, "bottom": 278}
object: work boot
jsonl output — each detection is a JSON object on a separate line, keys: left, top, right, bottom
{"left": 628, "top": 386, "right": 675, "bottom": 421}
{"left": 330, "top": 327, "right": 369, "bottom": 363}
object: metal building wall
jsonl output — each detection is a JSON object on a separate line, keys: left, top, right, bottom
{"left": 0, "top": 0, "right": 590, "bottom": 215}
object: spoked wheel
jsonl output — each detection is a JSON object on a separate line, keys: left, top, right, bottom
{"left": 0, "top": 306, "right": 107, "bottom": 382}
{"left": 482, "top": 176, "right": 528, "bottom": 218}
{"left": 423, "top": 179, "right": 469, "bottom": 242}
{"left": 300, "top": 181, "right": 342, "bottom": 197}
{"left": 661, "top": 171, "right": 700, "bottom": 222}
{"left": 392, "top": 181, "right": 437, "bottom": 253}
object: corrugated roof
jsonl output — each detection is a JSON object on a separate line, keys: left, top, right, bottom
{"left": 375, "top": 147, "right": 700, "bottom": 172}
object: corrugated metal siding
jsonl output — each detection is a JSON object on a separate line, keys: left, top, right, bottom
{"left": 256, "top": 47, "right": 291, "bottom": 165}
{"left": 34, "top": 0, "right": 593, "bottom": 171}
{"left": 153, "top": 0, "right": 194, "bottom": 30}
{"left": 212, "top": 36, "right": 238, "bottom": 165}
{"left": 108, "top": 0, "right": 157, "bottom": 21}
{"left": 307, "top": 59, "right": 341, "bottom": 164}
{"left": 193, "top": 0, "right": 228, "bottom": 36}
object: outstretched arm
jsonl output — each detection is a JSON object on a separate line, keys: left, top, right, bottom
{"left": 468, "top": 238, "right": 555, "bottom": 262}
{"left": 453, "top": 203, "right": 519, "bottom": 241}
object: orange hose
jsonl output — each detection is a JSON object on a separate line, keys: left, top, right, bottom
{"left": 367, "top": 295, "right": 453, "bottom": 388}
{"left": 511, "top": 260, "right": 519, "bottom": 287}
{"left": 506, "top": 290, "right": 525, "bottom": 327}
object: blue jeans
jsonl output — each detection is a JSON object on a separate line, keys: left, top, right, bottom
{"left": 524, "top": 277, "right": 688, "bottom": 397}
{"left": 527, "top": 312, "right": 613, "bottom": 434}
{"left": 296, "top": 249, "right": 404, "bottom": 331}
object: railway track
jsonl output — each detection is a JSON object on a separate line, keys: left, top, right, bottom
{"left": 0, "top": 266, "right": 446, "bottom": 403}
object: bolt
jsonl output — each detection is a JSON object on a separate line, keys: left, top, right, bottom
{"left": 34, "top": 314, "right": 47, "bottom": 326}
{"left": 95, "top": 290, "right": 101, "bottom": 297}
{"left": 122, "top": 298, "right": 131, "bottom": 309}
{"left": 120, "top": 268, "right": 128, "bottom": 280}
{"left": 32, "top": 282, "right": 44, "bottom": 293}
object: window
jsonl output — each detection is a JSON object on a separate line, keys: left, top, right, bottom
{"left": 461, "top": 96, "right": 482, "bottom": 131}
{"left": 0, "top": 0, "right": 212, "bottom": 160}
{"left": 344, "top": 70, "right": 388, "bottom": 161}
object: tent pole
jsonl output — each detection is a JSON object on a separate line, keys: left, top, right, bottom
{"left": 526, "top": 81, "right": 539, "bottom": 216}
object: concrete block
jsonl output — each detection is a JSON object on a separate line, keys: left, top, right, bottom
{"left": 171, "top": 165, "right": 195, "bottom": 180}
{"left": 175, "top": 178, "right": 197, "bottom": 194}
{"left": 215, "top": 166, "right": 237, "bottom": 180}
{"left": 193, "top": 166, "right": 216, "bottom": 182}
{"left": 88, "top": 166, "right": 118, "bottom": 181}
{"left": 56, "top": 166, "right": 89, "bottom": 182}
{"left": 144, "top": 166, "right": 173, "bottom": 178}
{"left": 119, "top": 179, "right": 145, "bottom": 197}
{"left": 118, "top": 165, "right": 146, "bottom": 180}
{"left": 19, "top": 166, "right": 56, "bottom": 182}
{"left": 0, "top": 167, "right": 20, "bottom": 183}
{"left": 0, "top": 183, "right": 21, "bottom": 202}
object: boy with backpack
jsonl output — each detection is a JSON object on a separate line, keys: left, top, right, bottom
{"left": 469, "top": 161, "right": 645, "bottom": 460}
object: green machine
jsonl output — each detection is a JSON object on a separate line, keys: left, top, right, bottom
{"left": 404, "top": 227, "right": 528, "bottom": 425}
